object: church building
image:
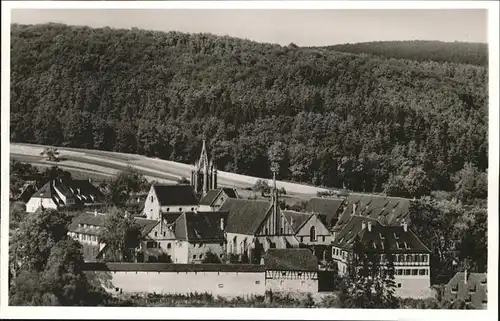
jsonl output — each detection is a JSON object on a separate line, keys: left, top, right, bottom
{"left": 191, "top": 139, "right": 217, "bottom": 196}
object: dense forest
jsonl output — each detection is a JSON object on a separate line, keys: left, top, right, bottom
{"left": 10, "top": 23, "right": 488, "bottom": 200}
{"left": 326, "top": 40, "right": 488, "bottom": 66}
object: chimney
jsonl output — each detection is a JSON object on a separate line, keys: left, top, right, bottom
{"left": 361, "top": 221, "right": 366, "bottom": 230}
{"left": 367, "top": 221, "right": 372, "bottom": 232}
{"left": 464, "top": 268, "right": 468, "bottom": 284}
{"left": 88, "top": 178, "right": 92, "bottom": 184}
{"left": 402, "top": 221, "right": 408, "bottom": 232}
{"left": 352, "top": 203, "right": 357, "bottom": 215}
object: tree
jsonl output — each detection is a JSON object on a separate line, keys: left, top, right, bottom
{"left": 10, "top": 209, "right": 72, "bottom": 273}
{"left": 338, "top": 236, "right": 398, "bottom": 308}
{"left": 403, "top": 167, "right": 431, "bottom": 198}
{"left": 9, "top": 201, "right": 26, "bottom": 227}
{"left": 9, "top": 208, "right": 107, "bottom": 306}
{"left": 252, "top": 179, "right": 270, "bottom": 197}
{"left": 40, "top": 147, "right": 60, "bottom": 162}
{"left": 455, "top": 208, "right": 487, "bottom": 273}
{"left": 453, "top": 163, "right": 488, "bottom": 205}
{"left": 98, "top": 208, "right": 142, "bottom": 262}
{"left": 106, "top": 167, "right": 148, "bottom": 207}
{"left": 202, "top": 251, "right": 221, "bottom": 264}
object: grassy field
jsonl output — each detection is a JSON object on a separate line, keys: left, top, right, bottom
{"left": 10, "top": 143, "right": 332, "bottom": 196}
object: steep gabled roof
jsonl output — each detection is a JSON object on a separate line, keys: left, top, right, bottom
{"left": 199, "top": 189, "right": 220, "bottom": 205}
{"left": 444, "top": 272, "right": 487, "bottom": 309}
{"left": 182, "top": 211, "right": 227, "bottom": 241}
{"left": 281, "top": 210, "right": 313, "bottom": 234}
{"left": 31, "top": 182, "right": 55, "bottom": 199}
{"left": 199, "top": 188, "right": 239, "bottom": 206}
{"left": 305, "top": 197, "right": 345, "bottom": 225}
{"left": 333, "top": 195, "right": 411, "bottom": 231}
{"left": 220, "top": 199, "right": 271, "bottom": 235}
{"left": 264, "top": 248, "right": 318, "bottom": 272}
{"left": 332, "top": 215, "right": 430, "bottom": 253}
{"left": 153, "top": 184, "right": 199, "bottom": 206}
{"left": 134, "top": 217, "right": 159, "bottom": 237}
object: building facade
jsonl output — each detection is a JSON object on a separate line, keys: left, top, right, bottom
{"left": 142, "top": 184, "right": 200, "bottom": 220}
{"left": 26, "top": 178, "right": 104, "bottom": 213}
{"left": 263, "top": 248, "right": 319, "bottom": 293}
{"left": 331, "top": 216, "right": 432, "bottom": 299}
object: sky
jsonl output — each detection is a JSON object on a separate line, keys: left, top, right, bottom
{"left": 11, "top": 9, "right": 487, "bottom": 46}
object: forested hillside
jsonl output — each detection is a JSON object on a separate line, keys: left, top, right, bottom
{"left": 10, "top": 23, "right": 488, "bottom": 200}
{"left": 326, "top": 40, "right": 488, "bottom": 66}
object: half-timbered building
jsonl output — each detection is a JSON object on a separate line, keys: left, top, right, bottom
{"left": 264, "top": 248, "right": 319, "bottom": 293}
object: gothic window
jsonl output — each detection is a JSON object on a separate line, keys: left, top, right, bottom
{"left": 310, "top": 226, "right": 316, "bottom": 242}
{"left": 151, "top": 196, "right": 153, "bottom": 203}
{"left": 167, "top": 243, "right": 172, "bottom": 249}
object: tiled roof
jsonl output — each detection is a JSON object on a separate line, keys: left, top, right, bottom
{"left": 31, "top": 182, "right": 55, "bottom": 199}
{"left": 153, "top": 184, "right": 199, "bottom": 206}
{"left": 31, "top": 179, "right": 105, "bottom": 205}
{"left": 305, "top": 197, "right": 345, "bottom": 226}
{"left": 174, "top": 211, "right": 227, "bottom": 241}
{"left": 220, "top": 199, "right": 271, "bottom": 235}
{"left": 199, "top": 188, "right": 239, "bottom": 206}
{"left": 83, "top": 262, "right": 266, "bottom": 273}
{"left": 444, "top": 272, "right": 487, "bottom": 309}
{"left": 281, "top": 210, "right": 312, "bottom": 234}
{"left": 134, "top": 217, "right": 159, "bottom": 237}
{"left": 333, "top": 195, "right": 411, "bottom": 231}
{"left": 332, "top": 215, "right": 430, "bottom": 253}
{"left": 264, "top": 248, "right": 318, "bottom": 272}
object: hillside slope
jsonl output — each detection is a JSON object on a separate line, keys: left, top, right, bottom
{"left": 10, "top": 23, "right": 488, "bottom": 196}
{"left": 10, "top": 143, "right": 330, "bottom": 195}
{"left": 325, "top": 40, "right": 488, "bottom": 66}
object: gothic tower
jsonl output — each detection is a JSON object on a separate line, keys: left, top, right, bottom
{"left": 190, "top": 139, "right": 217, "bottom": 196}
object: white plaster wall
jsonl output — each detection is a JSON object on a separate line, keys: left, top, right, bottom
{"left": 266, "top": 278, "right": 318, "bottom": 293}
{"left": 143, "top": 188, "right": 161, "bottom": 220}
{"left": 87, "top": 271, "right": 266, "bottom": 297}
{"left": 394, "top": 275, "right": 432, "bottom": 299}
{"left": 198, "top": 205, "right": 213, "bottom": 212}
{"left": 26, "top": 197, "right": 58, "bottom": 213}
{"left": 160, "top": 205, "right": 199, "bottom": 213}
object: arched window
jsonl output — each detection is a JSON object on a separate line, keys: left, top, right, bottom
{"left": 310, "top": 226, "right": 316, "bottom": 242}
{"left": 167, "top": 243, "right": 171, "bottom": 249}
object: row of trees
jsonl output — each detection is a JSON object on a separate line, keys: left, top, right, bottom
{"left": 10, "top": 23, "right": 488, "bottom": 200}
{"left": 8, "top": 209, "right": 109, "bottom": 305}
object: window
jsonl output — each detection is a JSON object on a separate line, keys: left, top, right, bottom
{"left": 167, "top": 243, "right": 171, "bottom": 249}
{"left": 407, "top": 255, "right": 413, "bottom": 262}
{"left": 151, "top": 196, "right": 153, "bottom": 202}
{"left": 255, "top": 281, "right": 260, "bottom": 284}
{"left": 179, "top": 207, "right": 182, "bottom": 212}
{"left": 191, "top": 207, "right": 194, "bottom": 211}
{"left": 419, "top": 269, "right": 426, "bottom": 275}
{"left": 310, "top": 226, "right": 316, "bottom": 242}
{"left": 412, "top": 269, "right": 418, "bottom": 276}
{"left": 193, "top": 255, "right": 196, "bottom": 259}
{"left": 397, "top": 283, "right": 402, "bottom": 288}
{"left": 301, "top": 281, "right": 306, "bottom": 286}
{"left": 280, "top": 228, "right": 284, "bottom": 234}
{"left": 282, "top": 272, "right": 287, "bottom": 276}
{"left": 322, "top": 236, "right": 326, "bottom": 242}
{"left": 422, "top": 255, "right": 428, "bottom": 262}
{"left": 265, "top": 228, "right": 269, "bottom": 235}
{"left": 199, "top": 254, "right": 203, "bottom": 259}
{"left": 300, "top": 236, "right": 304, "bottom": 243}
{"left": 155, "top": 232, "right": 158, "bottom": 237}
{"left": 218, "top": 284, "right": 224, "bottom": 288}
{"left": 404, "top": 269, "right": 411, "bottom": 275}
{"left": 166, "top": 208, "right": 170, "bottom": 212}
{"left": 298, "top": 272, "right": 302, "bottom": 277}
{"left": 396, "top": 269, "right": 403, "bottom": 275}
{"left": 415, "top": 254, "right": 421, "bottom": 262}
